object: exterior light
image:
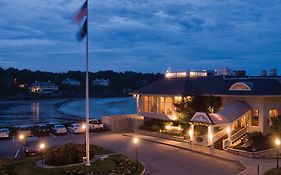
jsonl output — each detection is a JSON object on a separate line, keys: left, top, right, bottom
{"left": 39, "top": 143, "right": 46, "bottom": 150}
{"left": 165, "top": 125, "right": 172, "bottom": 130}
{"left": 188, "top": 129, "right": 193, "bottom": 137}
{"left": 276, "top": 138, "right": 281, "bottom": 146}
{"left": 226, "top": 127, "right": 231, "bottom": 134}
{"left": 133, "top": 137, "right": 139, "bottom": 144}
{"left": 82, "top": 123, "right": 86, "bottom": 130}
{"left": 133, "top": 94, "right": 136, "bottom": 98}
{"left": 19, "top": 134, "right": 25, "bottom": 140}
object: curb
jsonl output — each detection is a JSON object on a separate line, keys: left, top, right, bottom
{"left": 123, "top": 133, "right": 247, "bottom": 170}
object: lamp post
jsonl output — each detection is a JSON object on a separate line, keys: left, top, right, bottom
{"left": 18, "top": 134, "right": 25, "bottom": 158}
{"left": 275, "top": 138, "right": 280, "bottom": 168}
{"left": 39, "top": 142, "right": 46, "bottom": 168}
{"left": 132, "top": 137, "right": 139, "bottom": 169}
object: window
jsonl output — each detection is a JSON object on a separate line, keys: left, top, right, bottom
{"left": 149, "top": 96, "right": 155, "bottom": 113}
{"left": 157, "top": 97, "right": 165, "bottom": 114}
{"left": 165, "top": 97, "right": 173, "bottom": 115}
{"left": 229, "top": 82, "right": 251, "bottom": 91}
{"left": 251, "top": 109, "right": 259, "bottom": 126}
{"left": 142, "top": 96, "right": 149, "bottom": 112}
{"left": 269, "top": 109, "right": 278, "bottom": 126}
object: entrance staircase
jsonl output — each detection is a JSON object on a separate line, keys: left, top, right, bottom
{"left": 222, "top": 126, "right": 248, "bottom": 150}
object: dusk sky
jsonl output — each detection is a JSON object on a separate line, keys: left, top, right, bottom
{"left": 0, "top": 0, "right": 281, "bottom": 74}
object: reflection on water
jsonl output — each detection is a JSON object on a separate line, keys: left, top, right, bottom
{"left": 32, "top": 102, "right": 40, "bottom": 123}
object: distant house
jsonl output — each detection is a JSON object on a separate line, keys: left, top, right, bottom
{"left": 62, "top": 78, "right": 80, "bottom": 86}
{"left": 29, "top": 81, "right": 59, "bottom": 94}
{"left": 93, "top": 79, "right": 110, "bottom": 86}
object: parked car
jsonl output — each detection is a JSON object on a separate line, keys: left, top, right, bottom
{"left": 89, "top": 119, "right": 104, "bottom": 131}
{"left": 17, "top": 125, "right": 32, "bottom": 137}
{"left": 50, "top": 124, "right": 67, "bottom": 135}
{"left": 32, "top": 124, "right": 49, "bottom": 136}
{"left": 0, "top": 128, "right": 10, "bottom": 139}
{"left": 23, "top": 136, "right": 40, "bottom": 156}
{"left": 68, "top": 123, "right": 85, "bottom": 134}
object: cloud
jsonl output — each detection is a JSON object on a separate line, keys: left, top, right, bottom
{"left": 0, "top": 0, "right": 280, "bottom": 74}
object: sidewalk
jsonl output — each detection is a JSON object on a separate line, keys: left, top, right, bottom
{"left": 123, "top": 133, "right": 277, "bottom": 175}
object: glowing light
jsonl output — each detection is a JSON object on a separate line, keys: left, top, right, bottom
{"left": 133, "top": 137, "right": 139, "bottom": 144}
{"left": 165, "top": 125, "right": 172, "bottom": 130}
{"left": 19, "top": 134, "right": 25, "bottom": 140}
{"left": 82, "top": 123, "right": 86, "bottom": 130}
{"left": 275, "top": 138, "right": 281, "bottom": 146}
{"left": 39, "top": 143, "right": 46, "bottom": 150}
{"left": 226, "top": 127, "right": 231, "bottom": 134}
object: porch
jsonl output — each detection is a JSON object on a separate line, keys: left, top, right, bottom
{"left": 189, "top": 100, "right": 252, "bottom": 149}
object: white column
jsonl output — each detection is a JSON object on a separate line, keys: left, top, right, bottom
{"left": 208, "top": 125, "right": 214, "bottom": 146}
{"left": 227, "top": 124, "right": 232, "bottom": 146}
{"left": 189, "top": 124, "right": 194, "bottom": 142}
{"left": 148, "top": 96, "right": 150, "bottom": 112}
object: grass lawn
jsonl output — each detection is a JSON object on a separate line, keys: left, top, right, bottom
{"left": 263, "top": 168, "right": 281, "bottom": 175}
{"left": 0, "top": 154, "right": 144, "bottom": 175}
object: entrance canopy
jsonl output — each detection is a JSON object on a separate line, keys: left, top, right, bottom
{"left": 191, "top": 100, "right": 251, "bottom": 125}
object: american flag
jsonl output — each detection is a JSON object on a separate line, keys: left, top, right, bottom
{"left": 75, "top": 0, "right": 87, "bottom": 23}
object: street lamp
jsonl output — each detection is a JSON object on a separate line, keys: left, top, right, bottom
{"left": 39, "top": 142, "right": 46, "bottom": 168}
{"left": 18, "top": 134, "right": 25, "bottom": 158}
{"left": 82, "top": 123, "right": 86, "bottom": 130}
{"left": 275, "top": 138, "right": 281, "bottom": 168}
{"left": 132, "top": 137, "right": 139, "bottom": 169}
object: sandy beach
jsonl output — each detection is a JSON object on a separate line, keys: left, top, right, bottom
{"left": 0, "top": 97, "right": 135, "bottom": 127}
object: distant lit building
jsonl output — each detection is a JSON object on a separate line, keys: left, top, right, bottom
{"left": 93, "top": 79, "right": 110, "bottom": 86}
{"left": 29, "top": 81, "right": 59, "bottom": 94}
{"left": 62, "top": 78, "right": 80, "bottom": 86}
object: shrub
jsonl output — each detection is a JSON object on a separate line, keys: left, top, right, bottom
{"left": 150, "top": 125, "right": 161, "bottom": 132}
{"left": 45, "top": 143, "right": 95, "bottom": 166}
{"left": 248, "top": 132, "right": 264, "bottom": 141}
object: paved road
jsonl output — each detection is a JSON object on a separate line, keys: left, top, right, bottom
{"left": 0, "top": 133, "right": 244, "bottom": 175}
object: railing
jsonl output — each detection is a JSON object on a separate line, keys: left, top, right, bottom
{"left": 222, "top": 126, "right": 248, "bottom": 150}
{"left": 213, "top": 129, "right": 226, "bottom": 143}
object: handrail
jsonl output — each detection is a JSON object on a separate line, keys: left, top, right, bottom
{"left": 231, "top": 127, "right": 247, "bottom": 142}
{"left": 213, "top": 129, "right": 226, "bottom": 143}
{"left": 223, "top": 126, "right": 248, "bottom": 150}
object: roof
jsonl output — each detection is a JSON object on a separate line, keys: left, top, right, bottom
{"left": 191, "top": 100, "right": 251, "bottom": 125}
{"left": 209, "top": 100, "right": 251, "bottom": 125}
{"left": 133, "top": 76, "right": 281, "bottom": 96}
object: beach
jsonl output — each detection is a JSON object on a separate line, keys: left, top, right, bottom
{"left": 0, "top": 97, "right": 136, "bottom": 127}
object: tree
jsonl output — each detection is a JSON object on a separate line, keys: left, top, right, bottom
{"left": 174, "top": 95, "right": 221, "bottom": 124}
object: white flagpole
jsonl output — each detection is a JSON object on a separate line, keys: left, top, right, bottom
{"left": 85, "top": 0, "right": 90, "bottom": 166}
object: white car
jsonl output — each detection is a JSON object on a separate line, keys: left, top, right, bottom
{"left": 0, "top": 128, "right": 10, "bottom": 139}
{"left": 68, "top": 123, "right": 85, "bottom": 134}
{"left": 51, "top": 124, "right": 67, "bottom": 135}
{"left": 89, "top": 119, "right": 104, "bottom": 131}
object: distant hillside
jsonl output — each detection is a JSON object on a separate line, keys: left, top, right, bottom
{"left": 0, "top": 67, "right": 163, "bottom": 98}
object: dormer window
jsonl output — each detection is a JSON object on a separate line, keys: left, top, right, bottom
{"left": 229, "top": 82, "right": 251, "bottom": 91}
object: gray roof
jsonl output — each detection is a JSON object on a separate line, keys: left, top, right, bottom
{"left": 133, "top": 76, "right": 281, "bottom": 96}
{"left": 191, "top": 100, "right": 251, "bottom": 125}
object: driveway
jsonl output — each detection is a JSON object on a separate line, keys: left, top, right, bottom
{"left": 0, "top": 133, "right": 244, "bottom": 175}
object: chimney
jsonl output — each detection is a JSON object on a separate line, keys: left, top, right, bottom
{"left": 270, "top": 68, "right": 277, "bottom": 76}
{"left": 261, "top": 70, "right": 267, "bottom": 76}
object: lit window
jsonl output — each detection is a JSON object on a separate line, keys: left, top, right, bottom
{"left": 165, "top": 97, "right": 173, "bottom": 115}
{"left": 157, "top": 97, "right": 165, "bottom": 114}
{"left": 269, "top": 109, "right": 278, "bottom": 126}
{"left": 251, "top": 109, "right": 259, "bottom": 126}
{"left": 149, "top": 96, "right": 155, "bottom": 113}
{"left": 142, "top": 96, "right": 149, "bottom": 112}
{"left": 229, "top": 82, "right": 251, "bottom": 91}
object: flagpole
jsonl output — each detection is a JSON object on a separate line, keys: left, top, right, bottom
{"left": 85, "top": 0, "right": 90, "bottom": 166}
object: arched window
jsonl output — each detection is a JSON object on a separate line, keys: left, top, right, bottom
{"left": 229, "top": 82, "right": 251, "bottom": 91}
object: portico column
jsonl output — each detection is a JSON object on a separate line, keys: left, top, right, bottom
{"left": 227, "top": 125, "right": 232, "bottom": 146}
{"left": 136, "top": 95, "right": 140, "bottom": 113}
{"left": 189, "top": 123, "right": 194, "bottom": 142}
{"left": 164, "top": 97, "right": 166, "bottom": 114}
{"left": 208, "top": 125, "right": 214, "bottom": 146}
